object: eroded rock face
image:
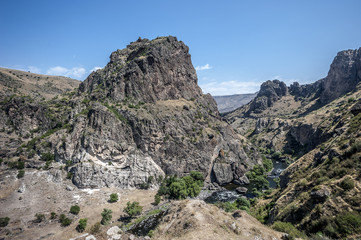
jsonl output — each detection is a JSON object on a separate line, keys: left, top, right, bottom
{"left": 248, "top": 80, "right": 288, "bottom": 113}
{"left": 52, "top": 36, "right": 259, "bottom": 188}
{"left": 320, "top": 48, "right": 361, "bottom": 104}
{"left": 79, "top": 36, "right": 202, "bottom": 103}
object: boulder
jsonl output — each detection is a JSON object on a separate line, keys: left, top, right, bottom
{"left": 212, "top": 163, "right": 233, "bottom": 185}
{"left": 235, "top": 187, "right": 248, "bottom": 194}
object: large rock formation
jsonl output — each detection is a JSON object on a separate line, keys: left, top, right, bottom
{"left": 79, "top": 36, "right": 202, "bottom": 103}
{"left": 248, "top": 80, "right": 288, "bottom": 114}
{"left": 320, "top": 48, "right": 361, "bottom": 104}
{"left": 0, "top": 36, "right": 260, "bottom": 190}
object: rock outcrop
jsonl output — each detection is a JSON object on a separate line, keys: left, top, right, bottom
{"left": 320, "top": 48, "right": 361, "bottom": 105}
{"left": 0, "top": 36, "right": 259, "bottom": 190}
{"left": 248, "top": 80, "right": 288, "bottom": 114}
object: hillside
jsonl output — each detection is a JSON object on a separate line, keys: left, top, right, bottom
{"left": 0, "top": 37, "right": 280, "bottom": 239}
{"left": 0, "top": 67, "right": 80, "bottom": 100}
{"left": 224, "top": 47, "right": 361, "bottom": 239}
{"left": 213, "top": 93, "right": 257, "bottom": 113}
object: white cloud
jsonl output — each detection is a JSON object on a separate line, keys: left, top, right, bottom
{"left": 46, "top": 66, "right": 86, "bottom": 79}
{"left": 271, "top": 75, "right": 300, "bottom": 85}
{"left": 195, "top": 64, "right": 212, "bottom": 71}
{"left": 27, "top": 66, "right": 42, "bottom": 74}
{"left": 200, "top": 80, "right": 262, "bottom": 96}
{"left": 90, "top": 66, "right": 102, "bottom": 73}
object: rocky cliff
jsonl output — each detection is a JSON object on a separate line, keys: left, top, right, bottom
{"left": 0, "top": 36, "right": 260, "bottom": 191}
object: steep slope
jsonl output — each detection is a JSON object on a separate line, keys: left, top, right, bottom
{"left": 213, "top": 93, "right": 257, "bottom": 113}
{"left": 0, "top": 67, "right": 80, "bottom": 100}
{"left": 225, "top": 48, "right": 361, "bottom": 239}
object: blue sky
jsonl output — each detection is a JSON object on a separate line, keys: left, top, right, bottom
{"left": 1, "top": 0, "right": 361, "bottom": 96}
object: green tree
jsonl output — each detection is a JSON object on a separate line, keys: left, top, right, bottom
{"left": 169, "top": 180, "right": 188, "bottom": 199}
{"left": 76, "top": 218, "right": 87, "bottom": 232}
{"left": 124, "top": 201, "right": 143, "bottom": 217}
{"left": 101, "top": 209, "right": 112, "bottom": 225}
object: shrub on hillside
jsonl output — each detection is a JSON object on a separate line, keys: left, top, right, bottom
{"left": 90, "top": 222, "right": 101, "bottom": 234}
{"left": 0, "top": 217, "right": 10, "bottom": 227}
{"left": 109, "top": 193, "right": 118, "bottom": 203}
{"left": 340, "top": 177, "right": 354, "bottom": 191}
{"left": 101, "top": 209, "right": 112, "bottom": 225}
{"left": 124, "top": 201, "right": 143, "bottom": 218}
{"left": 76, "top": 218, "right": 87, "bottom": 232}
{"left": 59, "top": 214, "right": 72, "bottom": 227}
{"left": 70, "top": 205, "right": 80, "bottom": 215}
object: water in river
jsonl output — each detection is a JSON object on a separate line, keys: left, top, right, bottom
{"left": 205, "top": 158, "right": 288, "bottom": 203}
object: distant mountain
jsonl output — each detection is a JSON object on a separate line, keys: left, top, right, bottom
{"left": 213, "top": 93, "right": 257, "bottom": 113}
{"left": 0, "top": 67, "right": 80, "bottom": 100}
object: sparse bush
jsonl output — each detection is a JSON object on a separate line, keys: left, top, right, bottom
{"left": 348, "top": 97, "right": 356, "bottom": 103}
{"left": 59, "top": 214, "right": 72, "bottom": 227}
{"left": 109, "top": 193, "right": 118, "bottom": 203}
{"left": 340, "top": 177, "right": 354, "bottom": 191}
{"left": 154, "top": 194, "right": 161, "bottom": 205}
{"left": 217, "top": 201, "right": 237, "bottom": 212}
{"left": 50, "top": 212, "right": 57, "bottom": 219}
{"left": 70, "top": 205, "right": 80, "bottom": 215}
{"left": 76, "top": 218, "right": 87, "bottom": 232}
{"left": 235, "top": 197, "right": 250, "bottom": 209}
{"left": 124, "top": 201, "right": 143, "bottom": 217}
{"left": 17, "top": 169, "right": 25, "bottom": 178}
{"left": 66, "top": 172, "right": 73, "bottom": 179}
{"left": 263, "top": 158, "right": 273, "bottom": 172}
{"left": 101, "top": 209, "right": 112, "bottom": 225}
{"left": 35, "top": 213, "right": 45, "bottom": 223}
{"left": 90, "top": 222, "right": 101, "bottom": 234}
{"left": 0, "top": 217, "right": 10, "bottom": 227}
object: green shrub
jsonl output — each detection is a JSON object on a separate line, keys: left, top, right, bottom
{"left": 70, "top": 205, "right": 80, "bottom": 215}
{"left": 35, "top": 213, "right": 45, "bottom": 222}
{"left": 0, "top": 158, "right": 3, "bottom": 165}
{"left": 348, "top": 97, "right": 356, "bottom": 103}
{"left": 235, "top": 198, "right": 250, "bottom": 209}
{"left": 17, "top": 169, "right": 25, "bottom": 178}
{"left": 154, "top": 194, "right": 161, "bottom": 205}
{"left": 263, "top": 158, "right": 273, "bottom": 172}
{"left": 157, "top": 172, "right": 204, "bottom": 200}
{"left": 272, "top": 221, "right": 306, "bottom": 240}
{"left": 66, "top": 172, "right": 73, "bottom": 179}
{"left": 340, "top": 177, "right": 354, "bottom": 191}
{"left": 124, "top": 201, "right": 143, "bottom": 218}
{"left": 90, "top": 222, "right": 101, "bottom": 234}
{"left": 59, "top": 214, "right": 72, "bottom": 227}
{"left": 76, "top": 218, "right": 87, "bottom": 232}
{"left": 50, "top": 212, "right": 57, "bottom": 219}
{"left": 101, "top": 209, "right": 112, "bottom": 225}
{"left": 217, "top": 201, "right": 237, "bottom": 212}
{"left": 0, "top": 217, "right": 10, "bottom": 227}
{"left": 109, "top": 193, "right": 118, "bottom": 203}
